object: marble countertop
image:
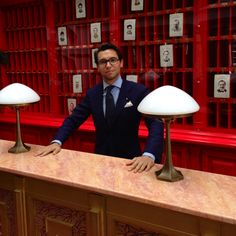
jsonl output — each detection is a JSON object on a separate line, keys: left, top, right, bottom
{"left": 0, "top": 139, "right": 236, "bottom": 225}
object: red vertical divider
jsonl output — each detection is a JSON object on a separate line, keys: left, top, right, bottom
{"left": 29, "top": 29, "right": 35, "bottom": 49}
{"left": 12, "top": 8, "right": 17, "bottom": 28}
{"left": 65, "top": 0, "right": 71, "bottom": 22}
{"left": 9, "top": 52, "right": 15, "bottom": 70}
{"left": 35, "top": 29, "right": 40, "bottom": 49}
{"left": 75, "top": 48, "right": 81, "bottom": 70}
{"left": 82, "top": 47, "right": 89, "bottom": 70}
{"left": 61, "top": 48, "right": 67, "bottom": 71}
{"left": 81, "top": 24, "right": 88, "bottom": 45}
{"left": 70, "top": 73, "right": 74, "bottom": 94}
{"left": 44, "top": 0, "right": 60, "bottom": 115}
{"left": 26, "top": 51, "right": 31, "bottom": 71}
{"left": 68, "top": 48, "right": 75, "bottom": 71}
{"left": 20, "top": 52, "right": 25, "bottom": 71}
{"left": 31, "top": 51, "right": 36, "bottom": 71}
{"left": 23, "top": 30, "right": 28, "bottom": 49}
{"left": 75, "top": 25, "right": 81, "bottom": 45}
{"left": 6, "top": 31, "right": 12, "bottom": 50}
{"left": 42, "top": 50, "right": 48, "bottom": 71}
{"left": 6, "top": 9, "right": 12, "bottom": 28}
{"left": 13, "top": 31, "right": 18, "bottom": 50}
{"left": 18, "top": 30, "right": 23, "bottom": 49}
{"left": 15, "top": 52, "right": 19, "bottom": 71}
{"left": 28, "top": 5, "right": 34, "bottom": 27}
{"left": 16, "top": 7, "right": 22, "bottom": 28}
{"left": 33, "top": 4, "right": 39, "bottom": 26}
{"left": 37, "top": 50, "right": 43, "bottom": 71}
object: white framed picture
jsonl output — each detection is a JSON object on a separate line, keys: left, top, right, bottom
{"left": 73, "top": 74, "right": 82, "bottom": 93}
{"left": 67, "top": 98, "right": 77, "bottom": 115}
{"left": 58, "top": 26, "right": 68, "bottom": 46}
{"left": 126, "top": 75, "right": 138, "bottom": 83}
{"left": 124, "top": 19, "right": 136, "bottom": 41}
{"left": 160, "top": 44, "right": 173, "bottom": 67}
{"left": 90, "top": 22, "right": 101, "bottom": 43}
{"left": 75, "top": 0, "right": 86, "bottom": 18}
{"left": 92, "top": 48, "right": 98, "bottom": 68}
{"left": 169, "top": 13, "right": 184, "bottom": 37}
{"left": 131, "top": 0, "right": 144, "bottom": 11}
{"left": 214, "top": 74, "right": 230, "bottom": 98}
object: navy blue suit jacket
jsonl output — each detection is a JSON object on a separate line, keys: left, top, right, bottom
{"left": 54, "top": 80, "right": 164, "bottom": 162}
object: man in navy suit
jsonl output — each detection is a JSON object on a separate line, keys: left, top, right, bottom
{"left": 37, "top": 43, "right": 164, "bottom": 173}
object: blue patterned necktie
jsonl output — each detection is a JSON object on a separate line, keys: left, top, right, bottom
{"left": 105, "top": 85, "right": 115, "bottom": 125}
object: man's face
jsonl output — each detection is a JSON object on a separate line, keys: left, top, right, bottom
{"left": 97, "top": 49, "right": 123, "bottom": 83}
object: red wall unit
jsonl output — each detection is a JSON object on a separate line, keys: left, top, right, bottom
{"left": 0, "top": 0, "right": 235, "bottom": 176}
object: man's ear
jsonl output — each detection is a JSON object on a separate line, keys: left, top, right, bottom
{"left": 120, "top": 59, "right": 124, "bottom": 68}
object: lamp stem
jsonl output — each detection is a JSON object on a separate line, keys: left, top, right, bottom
{"left": 8, "top": 106, "right": 30, "bottom": 153}
{"left": 155, "top": 118, "right": 184, "bottom": 182}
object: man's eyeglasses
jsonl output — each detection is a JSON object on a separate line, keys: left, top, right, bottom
{"left": 97, "top": 57, "right": 119, "bottom": 67}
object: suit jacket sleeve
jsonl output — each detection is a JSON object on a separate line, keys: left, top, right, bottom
{"left": 53, "top": 93, "right": 92, "bottom": 144}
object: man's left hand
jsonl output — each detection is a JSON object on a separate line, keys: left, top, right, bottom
{"left": 126, "top": 156, "right": 154, "bottom": 173}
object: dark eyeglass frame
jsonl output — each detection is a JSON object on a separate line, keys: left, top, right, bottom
{"left": 97, "top": 57, "right": 120, "bottom": 67}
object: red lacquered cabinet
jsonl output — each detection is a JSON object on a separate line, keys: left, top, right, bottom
{"left": 0, "top": 0, "right": 235, "bottom": 176}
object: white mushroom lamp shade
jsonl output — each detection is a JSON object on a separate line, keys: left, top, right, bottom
{"left": 0, "top": 83, "right": 40, "bottom": 154}
{"left": 0, "top": 83, "right": 40, "bottom": 105}
{"left": 138, "top": 85, "right": 200, "bottom": 182}
{"left": 138, "top": 85, "right": 200, "bottom": 117}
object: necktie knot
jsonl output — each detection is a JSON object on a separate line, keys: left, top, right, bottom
{"left": 106, "top": 85, "right": 114, "bottom": 93}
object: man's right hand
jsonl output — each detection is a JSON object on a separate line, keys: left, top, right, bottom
{"left": 35, "top": 143, "right": 61, "bottom": 157}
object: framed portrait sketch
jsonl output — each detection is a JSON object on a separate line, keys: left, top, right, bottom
{"left": 92, "top": 48, "right": 98, "bottom": 68}
{"left": 73, "top": 74, "right": 82, "bottom": 93}
{"left": 67, "top": 98, "right": 77, "bottom": 115}
{"left": 90, "top": 22, "right": 101, "bottom": 43}
{"left": 169, "top": 13, "right": 184, "bottom": 37}
{"left": 131, "top": 0, "right": 144, "bottom": 11}
{"left": 124, "top": 19, "right": 136, "bottom": 41}
{"left": 214, "top": 74, "right": 230, "bottom": 98}
{"left": 160, "top": 44, "right": 174, "bottom": 67}
{"left": 58, "top": 26, "right": 68, "bottom": 46}
{"left": 126, "top": 75, "right": 138, "bottom": 83}
{"left": 75, "top": 0, "right": 86, "bottom": 18}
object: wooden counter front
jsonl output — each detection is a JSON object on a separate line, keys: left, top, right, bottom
{"left": 0, "top": 139, "right": 235, "bottom": 235}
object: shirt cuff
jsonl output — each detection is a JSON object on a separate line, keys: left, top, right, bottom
{"left": 142, "top": 152, "right": 155, "bottom": 161}
{"left": 51, "top": 140, "right": 62, "bottom": 146}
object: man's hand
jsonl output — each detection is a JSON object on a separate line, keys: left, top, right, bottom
{"left": 126, "top": 156, "right": 155, "bottom": 173}
{"left": 35, "top": 143, "right": 61, "bottom": 157}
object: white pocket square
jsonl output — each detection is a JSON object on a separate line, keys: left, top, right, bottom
{"left": 124, "top": 101, "right": 133, "bottom": 108}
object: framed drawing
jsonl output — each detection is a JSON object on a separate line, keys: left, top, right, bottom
{"left": 131, "top": 0, "right": 144, "bottom": 11}
{"left": 75, "top": 0, "right": 86, "bottom": 18}
{"left": 67, "top": 98, "right": 76, "bottom": 115}
{"left": 160, "top": 44, "right": 173, "bottom": 67}
{"left": 124, "top": 19, "right": 136, "bottom": 41}
{"left": 90, "top": 22, "right": 101, "bottom": 43}
{"left": 169, "top": 13, "right": 184, "bottom": 37}
{"left": 58, "top": 26, "right": 68, "bottom": 46}
{"left": 73, "top": 74, "right": 82, "bottom": 93}
{"left": 92, "top": 48, "right": 98, "bottom": 68}
{"left": 126, "top": 75, "right": 138, "bottom": 83}
{"left": 214, "top": 74, "right": 230, "bottom": 98}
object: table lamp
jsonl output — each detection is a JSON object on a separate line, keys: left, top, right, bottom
{"left": 0, "top": 83, "right": 40, "bottom": 153}
{"left": 138, "top": 85, "right": 200, "bottom": 182}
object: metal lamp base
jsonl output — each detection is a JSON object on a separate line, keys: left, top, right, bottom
{"left": 155, "top": 117, "right": 184, "bottom": 182}
{"left": 155, "top": 165, "right": 183, "bottom": 182}
{"left": 8, "top": 141, "right": 30, "bottom": 154}
{"left": 8, "top": 106, "right": 31, "bottom": 154}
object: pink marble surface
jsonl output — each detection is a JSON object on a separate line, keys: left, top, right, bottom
{"left": 0, "top": 139, "right": 236, "bottom": 225}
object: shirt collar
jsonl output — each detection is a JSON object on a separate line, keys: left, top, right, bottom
{"left": 103, "top": 76, "right": 122, "bottom": 90}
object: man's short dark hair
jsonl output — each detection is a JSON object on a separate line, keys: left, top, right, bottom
{"left": 94, "top": 43, "right": 123, "bottom": 64}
